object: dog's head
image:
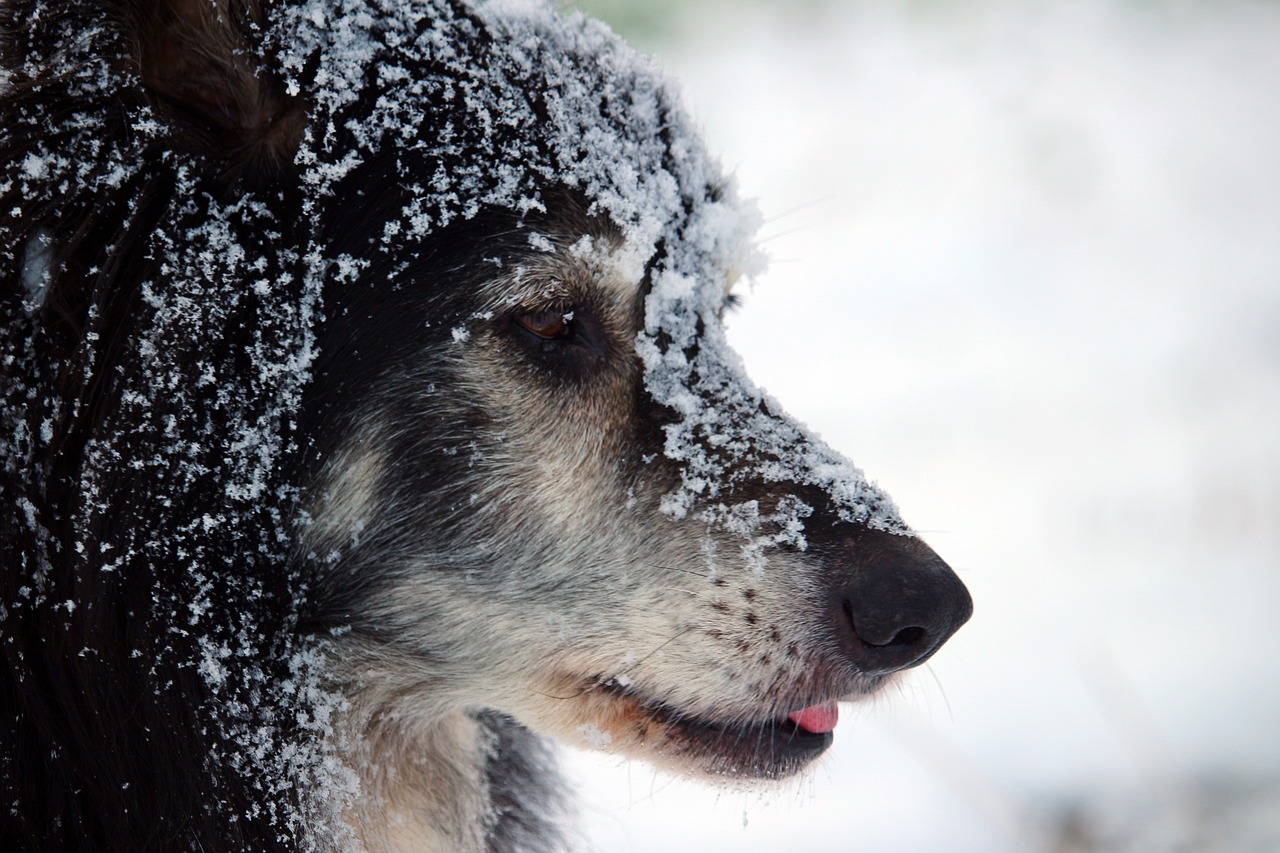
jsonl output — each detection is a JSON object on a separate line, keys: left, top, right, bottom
{"left": 0, "top": 2, "right": 969, "bottom": 831}
{"left": 280, "top": 2, "right": 974, "bottom": 781}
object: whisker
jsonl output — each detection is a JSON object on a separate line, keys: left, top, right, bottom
{"left": 756, "top": 225, "right": 808, "bottom": 246}
{"left": 650, "top": 563, "right": 710, "bottom": 579}
{"left": 762, "top": 195, "right": 833, "bottom": 224}
{"left": 654, "top": 587, "right": 702, "bottom": 598}
{"left": 631, "top": 626, "right": 696, "bottom": 671}
{"left": 924, "top": 662, "right": 955, "bottom": 723}
{"left": 527, "top": 685, "right": 591, "bottom": 701}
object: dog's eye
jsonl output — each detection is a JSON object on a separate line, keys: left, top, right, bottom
{"left": 516, "top": 310, "right": 572, "bottom": 340}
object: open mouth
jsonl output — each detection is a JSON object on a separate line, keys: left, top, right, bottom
{"left": 601, "top": 682, "right": 840, "bottom": 780}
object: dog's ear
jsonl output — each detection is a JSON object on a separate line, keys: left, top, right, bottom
{"left": 128, "top": 0, "right": 305, "bottom": 189}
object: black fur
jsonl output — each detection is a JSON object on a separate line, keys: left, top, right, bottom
{"left": 0, "top": 110, "right": 311, "bottom": 853}
{"left": 4, "top": 2, "right": 422, "bottom": 850}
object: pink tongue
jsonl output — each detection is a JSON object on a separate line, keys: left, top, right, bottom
{"left": 786, "top": 701, "right": 839, "bottom": 734}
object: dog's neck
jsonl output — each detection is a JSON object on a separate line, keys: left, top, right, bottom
{"left": 342, "top": 708, "right": 492, "bottom": 853}
{"left": 331, "top": 659, "right": 568, "bottom": 853}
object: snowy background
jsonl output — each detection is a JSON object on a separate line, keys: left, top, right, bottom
{"left": 559, "top": 1, "right": 1280, "bottom": 850}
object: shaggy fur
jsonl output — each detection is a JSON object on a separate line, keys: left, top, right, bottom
{"left": 0, "top": 2, "right": 972, "bottom": 851}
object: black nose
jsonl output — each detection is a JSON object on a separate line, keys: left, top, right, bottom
{"left": 828, "top": 530, "right": 973, "bottom": 675}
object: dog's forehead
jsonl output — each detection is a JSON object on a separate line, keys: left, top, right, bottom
{"left": 272, "top": 0, "right": 761, "bottom": 298}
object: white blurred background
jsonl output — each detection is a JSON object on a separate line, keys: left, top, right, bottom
{"left": 559, "top": 0, "right": 1280, "bottom": 850}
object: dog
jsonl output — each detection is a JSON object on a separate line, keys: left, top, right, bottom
{"left": 0, "top": 1, "right": 972, "bottom": 850}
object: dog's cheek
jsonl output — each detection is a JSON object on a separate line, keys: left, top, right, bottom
{"left": 303, "top": 440, "right": 385, "bottom": 555}
{"left": 461, "top": 340, "right": 641, "bottom": 528}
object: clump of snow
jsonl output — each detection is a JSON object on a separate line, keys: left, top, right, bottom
{"left": 636, "top": 262, "right": 908, "bottom": 536}
{"left": 577, "top": 723, "right": 614, "bottom": 750}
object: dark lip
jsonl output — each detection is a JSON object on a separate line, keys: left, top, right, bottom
{"left": 605, "top": 683, "right": 834, "bottom": 780}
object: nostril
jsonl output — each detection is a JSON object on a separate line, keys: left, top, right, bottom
{"left": 842, "top": 600, "right": 928, "bottom": 650}
{"left": 884, "top": 625, "right": 924, "bottom": 649}
{"left": 845, "top": 603, "right": 931, "bottom": 651}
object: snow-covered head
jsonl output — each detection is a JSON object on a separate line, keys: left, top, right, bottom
{"left": 279, "top": 0, "right": 968, "bottom": 782}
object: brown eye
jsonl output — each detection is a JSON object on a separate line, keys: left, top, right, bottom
{"left": 516, "top": 309, "right": 571, "bottom": 339}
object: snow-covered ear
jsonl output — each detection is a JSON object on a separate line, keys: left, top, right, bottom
{"left": 131, "top": 0, "right": 305, "bottom": 189}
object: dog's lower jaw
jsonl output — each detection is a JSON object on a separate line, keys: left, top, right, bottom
{"left": 342, "top": 711, "right": 492, "bottom": 853}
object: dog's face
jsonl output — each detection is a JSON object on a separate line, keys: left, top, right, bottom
{"left": 302, "top": 190, "right": 971, "bottom": 781}
{"left": 270, "top": 1, "right": 972, "bottom": 788}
